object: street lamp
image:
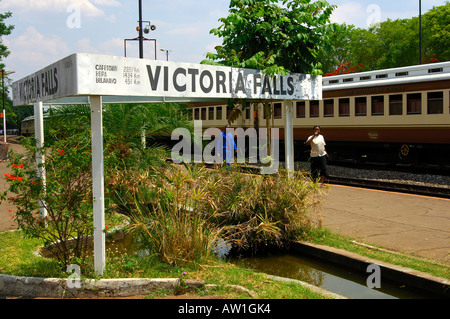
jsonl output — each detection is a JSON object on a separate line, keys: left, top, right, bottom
{"left": 160, "top": 48, "right": 172, "bottom": 61}
{"left": 137, "top": 0, "right": 156, "bottom": 59}
{"left": 1, "top": 70, "right": 15, "bottom": 143}
{"left": 419, "top": 0, "right": 422, "bottom": 64}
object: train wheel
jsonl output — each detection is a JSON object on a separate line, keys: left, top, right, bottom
{"left": 400, "top": 144, "right": 410, "bottom": 157}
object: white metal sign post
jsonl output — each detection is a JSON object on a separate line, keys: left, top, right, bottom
{"left": 90, "top": 96, "right": 105, "bottom": 274}
{"left": 12, "top": 53, "right": 321, "bottom": 275}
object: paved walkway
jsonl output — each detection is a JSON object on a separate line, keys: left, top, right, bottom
{"left": 320, "top": 184, "right": 450, "bottom": 264}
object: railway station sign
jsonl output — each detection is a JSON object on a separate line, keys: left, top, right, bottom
{"left": 12, "top": 53, "right": 322, "bottom": 106}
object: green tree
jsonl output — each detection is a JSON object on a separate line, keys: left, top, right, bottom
{"left": 0, "top": 10, "right": 14, "bottom": 71}
{"left": 204, "top": 0, "right": 337, "bottom": 75}
{"left": 203, "top": 0, "right": 337, "bottom": 154}
{"left": 0, "top": 10, "right": 24, "bottom": 132}
{"left": 322, "top": 2, "right": 450, "bottom": 75}
{"left": 422, "top": 1, "right": 450, "bottom": 62}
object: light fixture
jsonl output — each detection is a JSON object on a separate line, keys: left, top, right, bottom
{"left": 144, "top": 23, "right": 156, "bottom": 34}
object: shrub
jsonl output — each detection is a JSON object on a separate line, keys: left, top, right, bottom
{"left": 108, "top": 164, "right": 324, "bottom": 264}
{"left": 2, "top": 129, "right": 94, "bottom": 269}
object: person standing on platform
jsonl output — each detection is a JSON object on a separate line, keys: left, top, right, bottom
{"left": 306, "top": 126, "right": 329, "bottom": 183}
{"left": 217, "top": 124, "right": 236, "bottom": 170}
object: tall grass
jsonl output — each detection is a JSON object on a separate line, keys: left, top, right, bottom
{"left": 108, "top": 164, "right": 324, "bottom": 266}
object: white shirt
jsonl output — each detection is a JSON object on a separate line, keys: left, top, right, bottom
{"left": 307, "top": 135, "right": 327, "bottom": 157}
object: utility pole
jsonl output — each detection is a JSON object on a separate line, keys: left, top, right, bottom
{"left": 419, "top": 0, "right": 422, "bottom": 64}
{"left": 138, "top": 0, "right": 144, "bottom": 59}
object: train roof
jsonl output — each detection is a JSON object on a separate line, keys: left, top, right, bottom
{"left": 322, "top": 61, "right": 450, "bottom": 91}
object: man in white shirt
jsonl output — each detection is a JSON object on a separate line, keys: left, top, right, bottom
{"left": 306, "top": 126, "right": 329, "bottom": 183}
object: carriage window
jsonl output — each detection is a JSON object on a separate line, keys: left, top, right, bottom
{"left": 296, "top": 101, "right": 305, "bottom": 118}
{"left": 324, "top": 99, "right": 334, "bottom": 117}
{"left": 245, "top": 106, "right": 250, "bottom": 119}
{"left": 407, "top": 93, "right": 421, "bottom": 114}
{"left": 208, "top": 107, "right": 214, "bottom": 120}
{"left": 339, "top": 98, "right": 350, "bottom": 117}
{"left": 427, "top": 92, "right": 443, "bottom": 114}
{"left": 389, "top": 94, "right": 403, "bottom": 115}
{"left": 201, "top": 108, "right": 207, "bottom": 120}
{"left": 310, "top": 101, "right": 319, "bottom": 117}
{"left": 194, "top": 108, "right": 200, "bottom": 120}
{"left": 216, "top": 106, "right": 222, "bottom": 120}
{"left": 355, "top": 97, "right": 367, "bottom": 116}
{"left": 274, "top": 103, "right": 282, "bottom": 119}
{"left": 371, "top": 96, "right": 384, "bottom": 115}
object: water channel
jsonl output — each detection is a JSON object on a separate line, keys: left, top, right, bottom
{"left": 229, "top": 252, "right": 442, "bottom": 299}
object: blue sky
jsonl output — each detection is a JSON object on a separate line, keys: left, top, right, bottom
{"left": 0, "top": 0, "right": 446, "bottom": 82}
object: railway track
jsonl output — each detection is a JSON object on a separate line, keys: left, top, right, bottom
{"left": 326, "top": 176, "right": 450, "bottom": 199}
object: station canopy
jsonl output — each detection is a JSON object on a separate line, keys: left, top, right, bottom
{"left": 12, "top": 53, "right": 321, "bottom": 107}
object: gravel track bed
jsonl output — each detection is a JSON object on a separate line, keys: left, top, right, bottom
{"left": 326, "top": 165, "right": 450, "bottom": 189}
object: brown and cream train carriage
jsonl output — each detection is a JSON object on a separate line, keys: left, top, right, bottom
{"left": 192, "top": 62, "right": 450, "bottom": 167}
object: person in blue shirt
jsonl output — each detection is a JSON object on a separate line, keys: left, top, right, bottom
{"left": 217, "top": 124, "right": 237, "bottom": 170}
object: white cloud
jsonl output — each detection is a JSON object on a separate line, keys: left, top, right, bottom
{"left": 7, "top": 26, "right": 69, "bottom": 65}
{"left": 4, "top": 26, "right": 70, "bottom": 79}
{"left": 330, "top": 2, "right": 367, "bottom": 27}
{"left": 77, "top": 37, "right": 123, "bottom": 56}
{"left": 0, "top": 0, "right": 114, "bottom": 18}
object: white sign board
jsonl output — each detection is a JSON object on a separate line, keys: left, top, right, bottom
{"left": 13, "top": 53, "right": 322, "bottom": 106}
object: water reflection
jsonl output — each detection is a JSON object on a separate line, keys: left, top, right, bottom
{"left": 229, "top": 253, "right": 440, "bottom": 299}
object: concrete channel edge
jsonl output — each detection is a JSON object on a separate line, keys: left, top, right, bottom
{"left": 291, "top": 241, "right": 450, "bottom": 298}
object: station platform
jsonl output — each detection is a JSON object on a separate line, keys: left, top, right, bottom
{"left": 320, "top": 184, "right": 450, "bottom": 265}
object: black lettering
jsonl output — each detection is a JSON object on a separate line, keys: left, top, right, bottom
{"left": 287, "top": 76, "right": 294, "bottom": 95}
{"left": 188, "top": 69, "right": 199, "bottom": 92}
{"left": 280, "top": 76, "right": 286, "bottom": 95}
{"left": 273, "top": 76, "right": 280, "bottom": 95}
{"left": 254, "top": 74, "right": 261, "bottom": 94}
{"left": 164, "top": 66, "right": 169, "bottom": 91}
{"left": 200, "top": 70, "right": 213, "bottom": 93}
{"left": 216, "top": 71, "right": 226, "bottom": 93}
{"left": 173, "top": 67, "right": 186, "bottom": 92}
{"left": 146, "top": 65, "right": 161, "bottom": 90}
{"left": 262, "top": 75, "right": 272, "bottom": 95}
{"left": 235, "top": 73, "right": 245, "bottom": 94}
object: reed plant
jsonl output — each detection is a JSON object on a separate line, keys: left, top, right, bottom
{"left": 108, "top": 164, "right": 325, "bottom": 266}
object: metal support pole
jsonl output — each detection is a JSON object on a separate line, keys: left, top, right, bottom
{"left": 138, "top": 0, "right": 144, "bottom": 59}
{"left": 90, "top": 96, "right": 105, "bottom": 275}
{"left": 419, "top": 0, "right": 422, "bottom": 64}
{"left": 284, "top": 100, "right": 294, "bottom": 177}
{"left": 34, "top": 102, "right": 47, "bottom": 218}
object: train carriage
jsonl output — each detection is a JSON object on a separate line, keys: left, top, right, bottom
{"left": 191, "top": 62, "right": 450, "bottom": 168}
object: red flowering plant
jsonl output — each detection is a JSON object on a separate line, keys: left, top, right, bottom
{"left": 1, "top": 125, "right": 95, "bottom": 269}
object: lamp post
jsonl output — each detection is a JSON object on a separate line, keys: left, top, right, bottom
{"left": 138, "top": 0, "right": 144, "bottom": 59}
{"left": 419, "top": 0, "right": 422, "bottom": 64}
{"left": 137, "top": 0, "right": 156, "bottom": 59}
{"left": 160, "top": 48, "right": 172, "bottom": 61}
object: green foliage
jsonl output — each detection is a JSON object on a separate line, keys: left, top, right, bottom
{"left": 321, "top": 2, "right": 450, "bottom": 74}
{"left": 204, "top": 0, "right": 337, "bottom": 75}
{"left": 3, "top": 131, "right": 94, "bottom": 269}
{"left": 0, "top": 10, "right": 14, "bottom": 70}
{"left": 111, "top": 164, "right": 324, "bottom": 266}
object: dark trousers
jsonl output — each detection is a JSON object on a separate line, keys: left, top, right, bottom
{"left": 310, "top": 156, "right": 328, "bottom": 180}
